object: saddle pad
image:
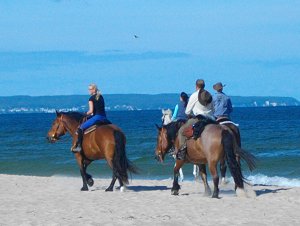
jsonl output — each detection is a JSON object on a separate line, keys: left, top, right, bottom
{"left": 84, "top": 125, "right": 97, "bottom": 134}
{"left": 84, "top": 120, "right": 112, "bottom": 135}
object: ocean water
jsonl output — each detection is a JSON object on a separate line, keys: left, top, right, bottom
{"left": 0, "top": 107, "right": 300, "bottom": 187}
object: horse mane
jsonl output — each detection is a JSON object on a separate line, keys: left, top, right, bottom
{"left": 60, "top": 111, "right": 86, "bottom": 123}
{"left": 163, "top": 121, "right": 182, "bottom": 143}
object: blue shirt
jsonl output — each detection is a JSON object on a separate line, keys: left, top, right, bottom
{"left": 171, "top": 101, "right": 187, "bottom": 121}
{"left": 212, "top": 92, "right": 233, "bottom": 118}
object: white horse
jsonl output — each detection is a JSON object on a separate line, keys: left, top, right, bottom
{"left": 161, "top": 109, "right": 199, "bottom": 182}
{"left": 162, "top": 109, "right": 173, "bottom": 125}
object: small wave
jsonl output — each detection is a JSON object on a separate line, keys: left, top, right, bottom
{"left": 232, "top": 174, "right": 300, "bottom": 187}
{"left": 256, "top": 149, "right": 300, "bottom": 158}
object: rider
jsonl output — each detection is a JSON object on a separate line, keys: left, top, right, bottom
{"left": 176, "top": 79, "right": 214, "bottom": 159}
{"left": 72, "top": 83, "right": 108, "bottom": 153}
{"left": 212, "top": 82, "right": 233, "bottom": 121}
{"left": 171, "top": 92, "right": 189, "bottom": 123}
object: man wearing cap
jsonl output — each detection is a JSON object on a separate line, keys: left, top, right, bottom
{"left": 176, "top": 79, "right": 214, "bottom": 160}
{"left": 212, "top": 82, "right": 233, "bottom": 120}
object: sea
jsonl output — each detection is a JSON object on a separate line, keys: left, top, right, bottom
{"left": 1, "top": 107, "right": 300, "bottom": 187}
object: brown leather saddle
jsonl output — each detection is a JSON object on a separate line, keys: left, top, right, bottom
{"left": 183, "top": 116, "right": 218, "bottom": 139}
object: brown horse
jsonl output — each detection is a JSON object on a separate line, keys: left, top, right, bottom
{"left": 155, "top": 122, "right": 255, "bottom": 198}
{"left": 47, "top": 111, "right": 137, "bottom": 191}
{"left": 160, "top": 115, "right": 243, "bottom": 183}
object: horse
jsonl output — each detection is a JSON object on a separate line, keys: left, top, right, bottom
{"left": 161, "top": 109, "right": 244, "bottom": 184}
{"left": 47, "top": 111, "right": 137, "bottom": 192}
{"left": 155, "top": 120, "right": 256, "bottom": 198}
{"left": 162, "top": 109, "right": 173, "bottom": 125}
{"left": 161, "top": 109, "right": 199, "bottom": 181}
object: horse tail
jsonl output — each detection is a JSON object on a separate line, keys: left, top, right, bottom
{"left": 113, "top": 130, "right": 138, "bottom": 184}
{"left": 221, "top": 129, "right": 244, "bottom": 188}
{"left": 235, "top": 147, "right": 257, "bottom": 172}
{"left": 222, "top": 123, "right": 256, "bottom": 171}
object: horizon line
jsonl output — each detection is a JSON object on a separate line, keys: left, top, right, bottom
{"left": 0, "top": 93, "right": 299, "bottom": 101}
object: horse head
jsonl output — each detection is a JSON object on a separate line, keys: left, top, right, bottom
{"left": 155, "top": 123, "right": 173, "bottom": 162}
{"left": 161, "top": 109, "right": 172, "bottom": 125}
{"left": 47, "top": 111, "right": 68, "bottom": 143}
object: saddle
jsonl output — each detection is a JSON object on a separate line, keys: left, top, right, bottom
{"left": 84, "top": 119, "right": 112, "bottom": 135}
{"left": 183, "top": 115, "right": 218, "bottom": 140}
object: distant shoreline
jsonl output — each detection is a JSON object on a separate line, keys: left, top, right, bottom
{"left": 1, "top": 105, "right": 300, "bottom": 114}
{"left": 0, "top": 94, "right": 299, "bottom": 113}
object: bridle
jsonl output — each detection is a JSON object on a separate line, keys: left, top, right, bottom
{"left": 50, "top": 115, "right": 66, "bottom": 140}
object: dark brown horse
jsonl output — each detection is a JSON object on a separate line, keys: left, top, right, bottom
{"left": 155, "top": 122, "right": 255, "bottom": 198}
{"left": 47, "top": 111, "right": 137, "bottom": 191}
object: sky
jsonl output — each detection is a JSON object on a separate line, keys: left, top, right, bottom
{"left": 0, "top": 0, "right": 299, "bottom": 99}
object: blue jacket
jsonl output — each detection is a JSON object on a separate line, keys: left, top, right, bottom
{"left": 212, "top": 92, "right": 233, "bottom": 118}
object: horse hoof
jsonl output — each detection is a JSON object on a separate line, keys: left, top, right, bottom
{"left": 87, "top": 178, "right": 94, "bottom": 187}
{"left": 120, "top": 186, "right": 126, "bottom": 192}
{"left": 171, "top": 190, "right": 179, "bottom": 195}
{"left": 81, "top": 187, "right": 88, "bottom": 191}
{"left": 221, "top": 178, "right": 228, "bottom": 185}
{"left": 212, "top": 192, "right": 219, "bottom": 198}
{"left": 105, "top": 188, "right": 113, "bottom": 192}
{"left": 204, "top": 190, "right": 212, "bottom": 197}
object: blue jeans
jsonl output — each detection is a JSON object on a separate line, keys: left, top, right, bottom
{"left": 80, "top": 114, "right": 107, "bottom": 130}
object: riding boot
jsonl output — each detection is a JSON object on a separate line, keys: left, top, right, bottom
{"left": 72, "top": 128, "right": 83, "bottom": 153}
{"left": 176, "top": 145, "right": 187, "bottom": 160}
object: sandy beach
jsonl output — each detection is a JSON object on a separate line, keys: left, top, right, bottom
{"left": 0, "top": 174, "right": 299, "bottom": 226}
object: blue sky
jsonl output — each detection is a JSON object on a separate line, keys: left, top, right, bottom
{"left": 0, "top": 0, "right": 299, "bottom": 99}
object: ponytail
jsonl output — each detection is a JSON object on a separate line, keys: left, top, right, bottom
{"left": 89, "top": 83, "right": 102, "bottom": 100}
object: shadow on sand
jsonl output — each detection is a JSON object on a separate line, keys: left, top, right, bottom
{"left": 254, "top": 185, "right": 291, "bottom": 196}
{"left": 89, "top": 185, "right": 170, "bottom": 192}
{"left": 127, "top": 185, "right": 170, "bottom": 192}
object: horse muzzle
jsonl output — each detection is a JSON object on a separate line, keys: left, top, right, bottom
{"left": 155, "top": 152, "right": 164, "bottom": 163}
{"left": 47, "top": 134, "right": 59, "bottom": 143}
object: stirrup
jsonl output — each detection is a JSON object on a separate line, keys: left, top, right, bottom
{"left": 71, "top": 146, "right": 82, "bottom": 153}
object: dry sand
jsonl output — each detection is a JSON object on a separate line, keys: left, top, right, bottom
{"left": 0, "top": 174, "right": 299, "bottom": 226}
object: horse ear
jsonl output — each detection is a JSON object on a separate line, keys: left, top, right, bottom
{"left": 155, "top": 124, "right": 162, "bottom": 131}
{"left": 56, "top": 110, "right": 60, "bottom": 116}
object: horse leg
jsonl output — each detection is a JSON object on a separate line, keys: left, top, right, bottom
{"left": 198, "top": 164, "right": 211, "bottom": 196}
{"left": 75, "top": 153, "right": 89, "bottom": 191}
{"left": 105, "top": 160, "right": 117, "bottom": 192}
{"left": 171, "top": 159, "right": 184, "bottom": 195}
{"left": 106, "top": 172, "right": 126, "bottom": 192}
{"left": 220, "top": 158, "right": 227, "bottom": 185}
{"left": 179, "top": 168, "right": 184, "bottom": 182}
{"left": 117, "top": 177, "right": 127, "bottom": 192}
{"left": 209, "top": 163, "right": 219, "bottom": 198}
{"left": 173, "top": 155, "right": 184, "bottom": 182}
{"left": 193, "top": 164, "right": 199, "bottom": 180}
{"left": 83, "top": 160, "right": 94, "bottom": 187}
{"left": 106, "top": 174, "right": 117, "bottom": 192}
